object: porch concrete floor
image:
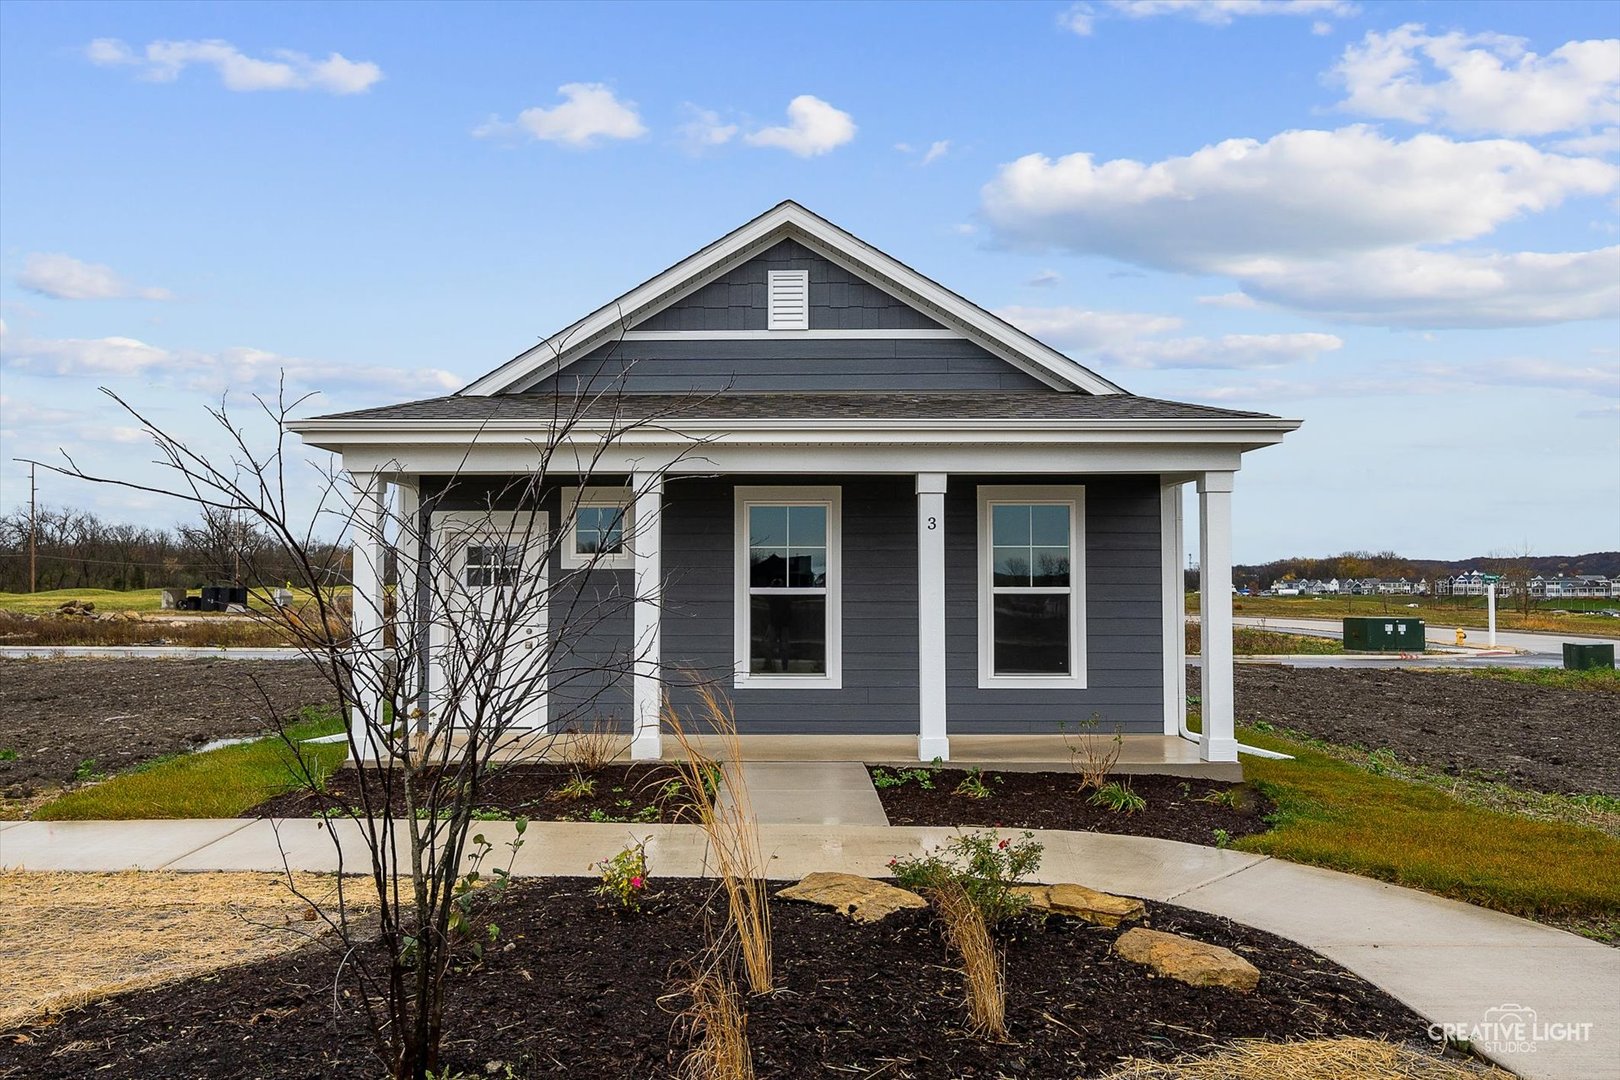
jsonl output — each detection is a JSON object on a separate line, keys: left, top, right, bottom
{"left": 488, "top": 732, "right": 1240, "bottom": 781}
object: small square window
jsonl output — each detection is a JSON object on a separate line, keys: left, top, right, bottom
{"left": 561, "top": 488, "right": 635, "bottom": 570}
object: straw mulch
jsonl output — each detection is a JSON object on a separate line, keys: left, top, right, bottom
{"left": 0, "top": 869, "right": 363, "bottom": 1031}
{"left": 1100, "top": 1037, "right": 1516, "bottom": 1079}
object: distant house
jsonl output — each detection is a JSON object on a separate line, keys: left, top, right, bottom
{"left": 1530, "top": 575, "right": 1614, "bottom": 600}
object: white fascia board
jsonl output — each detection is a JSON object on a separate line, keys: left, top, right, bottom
{"left": 457, "top": 202, "right": 1125, "bottom": 397}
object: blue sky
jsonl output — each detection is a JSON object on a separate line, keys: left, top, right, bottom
{"left": 1, "top": 0, "right": 1616, "bottom": 561}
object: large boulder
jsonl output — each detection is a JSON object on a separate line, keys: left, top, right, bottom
{"left": 775, "top": 872, "right": 928, "bottom": 924}
{"left": 1114, "top": 927, "right": 1260, "bottom": 992}
{"left": 1013, "top": 883, "right": 1145, "bottom": 927}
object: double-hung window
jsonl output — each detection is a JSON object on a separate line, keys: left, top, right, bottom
{"left": 560, "top": 487, "right": 634, "bottom": 570}
{"left": 734, "top": 486, "right": 841, "bottom": 687}
{"left": 977, "top": 485, "right": 1086, "bottom": 688}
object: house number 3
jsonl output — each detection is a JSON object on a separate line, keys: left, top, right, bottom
{"left": 927, "top": 517, "right": 938, "bottom": 530}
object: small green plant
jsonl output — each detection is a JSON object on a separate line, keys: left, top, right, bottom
{"left": 1088, "top": 780, "right": 1147, "bottom": 814}
{"left": 0, "top": 748, "right": 17, "bottom": 761}
{"left": 951, "top": 767, "right": 994, "bottom": 800}
{"left": 1197, "top": 786, "right": 1245, "bottom": 810}
{"left": 418, "top": 818, "right": 527, "bottom": 965}
{"left": 889, "top": 830, "right": 1043, "bottom": 929}
{"left": 1367, "top": 747, "right": 1399, "bottom": 776}
{"left": 470, "top": 807, "right": 513, "bottom": 821}
{"left": 872, "top": 765, "right": 936, "bottom": 790}
{"left": 73, "top": 757, "right": 104, "bottom": 782}
{"left": 550, "top": 772, "right": 596, "bottom": 801}
{"left": 1213, "top": 828, "right": 1232, "bottom": 849}
{"left": 592, "top": 839, "right": 650, "bottom": 912}
{"left": 657, "top": 778, "right": 686, "bottom": 801}
{"left": 632, "top": 804, "right": 661, "bottom": 823}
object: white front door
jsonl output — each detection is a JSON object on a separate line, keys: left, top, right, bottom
{"left": 429, "top": 510, "right": 549, "bottom": 730}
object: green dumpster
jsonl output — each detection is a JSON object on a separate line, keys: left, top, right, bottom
{"left": 1563, "top": 643, "right": 1616, "bottom": 670}
{"left": 1343, "top": 616, "right": 1426, "bottom": 652}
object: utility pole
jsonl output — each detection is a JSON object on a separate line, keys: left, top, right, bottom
{"left": 11, "top": 460, "right": 37, "bottom": 592}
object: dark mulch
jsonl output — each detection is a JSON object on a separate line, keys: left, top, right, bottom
{"left": 1224, "top": 666, "right": 1620, "bottom": 796}
{"left": 0, "top": 878, "right": 1427, "bottom": 1079}
{"left": 246, "top": 762, "right": 699, "bottom": 823}
{"left": 0, "top": 657, "right": 333, "bottom": 800}
{"left": 872, "top": 769, "right": 1272, "bottom": 845}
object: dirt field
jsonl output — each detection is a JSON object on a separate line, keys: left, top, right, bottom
{"left": 1224, "top": 666, "right": 1620, "bottom": 797}
{"left": 0, "top": 658, "right": 334, "bottom": 801}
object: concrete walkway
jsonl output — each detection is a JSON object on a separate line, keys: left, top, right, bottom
{"left": 722, "top": 761, "right": 889, "bottom": 825}
{"left": 1, "top": 819, "right": 1614, "bottom": 1080}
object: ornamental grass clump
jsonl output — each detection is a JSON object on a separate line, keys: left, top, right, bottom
{"left": 669, "top": 952, "right": 756, "bottom": 1080}
{"left": 1064, "top": 713, "right": 1123, "bottom": 791}
{"left": 663, "top": 684, "right": 773, "bottom": 995}
{"left": 932, "top": 877, "right": 1006, "bottom": 1040}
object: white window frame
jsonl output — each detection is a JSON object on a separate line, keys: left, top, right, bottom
{"left": 734, "top": 485, "right": 842, "bottom": 689}
{"left": 560, "top": 486, "right": 634, "bottom": 570}
{"left": 766, "top": 269, "right": 810, "bottom": 331}
{"left": 976, "top": 485, "right": 1087, "bottom": 690}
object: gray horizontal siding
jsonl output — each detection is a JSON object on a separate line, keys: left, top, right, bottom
{"left": 411, "top": 472, "right": 1166, "bottom": 738}
{"left": 526, "top": 338, "right": 1049, "bottom": 394}
{"left": 661, "top": 475, "right": 920, "bottom": 734}
{"left": 944, "top": 475, "right": 1165, "bottom": 734}
{"left": 638, "top": 239, "right": 944, "bottom": 332}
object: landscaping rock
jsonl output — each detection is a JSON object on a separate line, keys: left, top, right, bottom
{"left": 1013, "top": 883, "right": 1145, "bottom": 927}
{"left": 775, "top": 872, "right": 927, "bottom": 923}
{"left": 1114, "top": 927, "right": 1260, "bottom": 992}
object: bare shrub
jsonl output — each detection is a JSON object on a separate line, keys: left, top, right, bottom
{"left": 557, "top": 714, "right": 623, "bottom": 773}
{"left": 934, "top": 878, "right": 1006, "bottom": 1040}
{"left": 663, "top": 683, "right": 772, "bottom": 995}
{"left": 1064, "top": 712, "right": 1122, "bottom": 790}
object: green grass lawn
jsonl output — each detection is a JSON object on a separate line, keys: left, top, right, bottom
{"left": 0, "top": 585, "right": 353, "bottom": 616}
{"left": 1186, "top": 623, "right": 1343, "bottom": 656}
{"left": 1225, "top": 720, "right": 1620, "bottom": 940}
{"left": 1418, "top": 665, "right": 1619, "bottom": 692}
{"left": 34, "top": 710, "right": 347, "bottom": 820}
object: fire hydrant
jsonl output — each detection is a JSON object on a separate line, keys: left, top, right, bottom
{"left": 1455, "top": 627, "right": 1467, "bottom": 646}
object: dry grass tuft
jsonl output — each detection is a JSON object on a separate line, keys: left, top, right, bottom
{"left": 1065, "top": 714, "right": 1123, "bottom": 791}
{"left": 1100, "top": 1037, "right": 1516, "bottom": 1079}
{"left": 663, "top": 683, "right": 773, "bottom": 995}
{"left": 933, "top": 878, "right": 1006, "bottom": 1039}
{"left": 670, "top": 955, "right": 756, "bottom": 1080}
{"left": 0, "top": 869, "right": 362, "bottom": 1031}
{"left": 557, "top": 714, "right": 624, "bottom": 773}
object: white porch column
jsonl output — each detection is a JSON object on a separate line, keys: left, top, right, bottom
{"left": 916, "top": 473, "right": 949, "bottom": 762}
{"left": 348, "top": 470, "right": 388, "bottom": 763}
{"left": 1197, "top": 471, "right": 1237, "bottom": 762}
{"left": 393, "top": 480, "right": 422, "bottom": 735}
{"left": 630, "top": 471, "right": 664, "bottom": 760}
{"left": 1160, "top": 481, "right": 1187, "bottom": 738}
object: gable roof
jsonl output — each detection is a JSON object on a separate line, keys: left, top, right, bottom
{"left": 459, "top": 201, "right": 1126, "bottom": 397}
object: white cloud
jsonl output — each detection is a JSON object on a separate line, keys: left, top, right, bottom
{"left": 1197, "top": 291, "right": 1260, "bottom": 308}
{"left": 1333, "top": 26, "right": 1620, "bottom": 137}
{"left": 475, "top": 83, "right": 646, "bottom": 148}
{"left": 1553, "top": 128, "right": 1620, "bottom": 155}
{"left": 1063, "top": 0, "right": 1356, "bottom": 35}
{"left": 16, "top": 254, "right": 171, "bottom": 301}
{"left": 981, "top": 125, "right": 1620, "bottom": 327}
{"left": 921, "top": 139, "right": 951, "bottom": 165}
{"left": 1026, "top": 269, "right": 1063, "bottom": 287}
{"left": 0, "top": 328, "right": 460, "bottom": 398}
{"left": 744, "top": 95, "right": 856, "bottom": 157}
{"left": 86, "top": 37, "right": 382, "bottom": 94}
{"left": 1239, "top": 245, "right": 1620, "bottom": 327}
{"left": 997, "top": 304, "right": 1342, "bottom": 369}
{"left": 1419, "top": 356, "right": 1620, "bottom": 397}
{"left": 676, "top": 105, "right": 738, "bottom": 151}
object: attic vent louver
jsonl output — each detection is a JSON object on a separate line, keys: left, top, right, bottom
{"left": 767, "top": 270, "right": 810, "bottom": 330}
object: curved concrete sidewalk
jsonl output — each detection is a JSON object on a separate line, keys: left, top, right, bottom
{"left": 1, "top": 818, "right": 1614, "bottom": 1080}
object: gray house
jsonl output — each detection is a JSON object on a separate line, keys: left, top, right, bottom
{"left": 290, "top": 202, "right": 1298, "bottom": 764}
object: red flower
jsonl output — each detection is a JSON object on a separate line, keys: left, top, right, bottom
{"left": 998, "top": 839, "right": 1009, "bottom": 850}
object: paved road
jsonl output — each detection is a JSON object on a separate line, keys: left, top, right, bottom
{"left": 2, "top": 817, "right": 1614, "bottom": 1080}
{"left": 0, "top": 645, "right": 305, "bottom": 660}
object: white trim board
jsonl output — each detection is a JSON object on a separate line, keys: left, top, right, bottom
{"left": 460, "top": 201, "right": 1125, "bottom": 398}
{"left": 617, "top": 329, "right": 962, "bottom": 341}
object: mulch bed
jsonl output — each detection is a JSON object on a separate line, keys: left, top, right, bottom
{"left": 1225, "top": 666, "right": 1620, "bottom": 796}
{"left": 0, "top": 658, "right": 333, "bottom": 800}
{"left": 246, "top": 762, "right": 699, "bottom": 823}
{"left": 872, "top": 769, "right": 1273, "bottom": 845}
{"left": 0, "top": 877, "right": 1427, "bottom": 1079}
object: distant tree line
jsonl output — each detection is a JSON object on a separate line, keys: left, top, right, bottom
{"left": 1229, "top": 548, "right": 1620, "bottom": 595}
{"left": 0, "top": 504, "right": 349, "bottom": 593}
